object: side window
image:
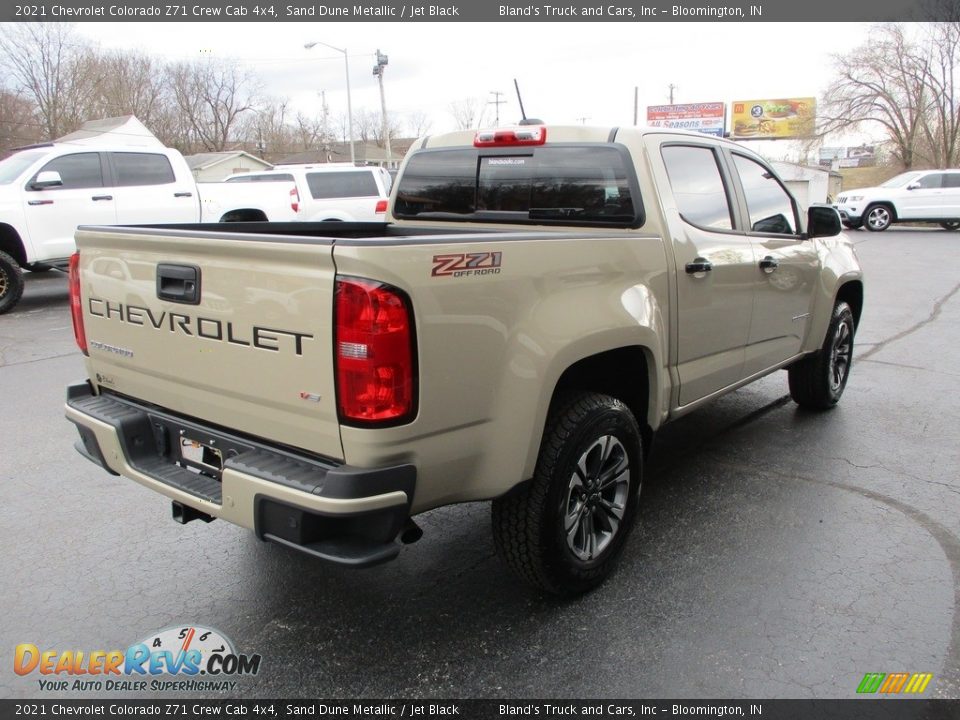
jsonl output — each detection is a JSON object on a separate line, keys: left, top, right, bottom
{"left": 29, "top": 153, "right": 103, "bottom": 190}
{"left": 661, "top": 145, "right": 734, "bottom": 230}
{"left": 915, "top": 173, "right": 943, "bottom": 189}
{"left": 111, "top": 153, "right": 176, "bottom": 187}
{"left": 732, "top": 155, "right": 798, "bottom": 235}
{"left": 306, "top": 171, "right": 379, "bottom": 199}
{"left": 943, "top": 174, "right": 960, "bottom": 188}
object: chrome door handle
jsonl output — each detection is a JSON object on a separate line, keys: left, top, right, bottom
{"left": 759, "top": 256, "right": 779, "bottom": 273}
{"left": 685, "top": 258, "right": 713, "bottom": 274}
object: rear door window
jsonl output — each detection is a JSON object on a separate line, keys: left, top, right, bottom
{"left": 661, "top": 145, "right": 734, "bottom": 230}
{"left": 306, "top": 171, "right": 379, "bottom": 199}
{"left": 111, "top": 153, "right": 176, "bottom": 186}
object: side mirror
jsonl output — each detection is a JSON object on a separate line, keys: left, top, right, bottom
{"left": 807, "top": 204, "right": 842, "bottom": 239}
{"left": 30, "top": 170, "right": 63, "bottom": 190}
{"left": 906, "top": 182, "right": 920, "bottom": 191}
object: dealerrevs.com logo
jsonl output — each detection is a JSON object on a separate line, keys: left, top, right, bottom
{"left": 14, "top": 625, "right": 262, "bottom": 692}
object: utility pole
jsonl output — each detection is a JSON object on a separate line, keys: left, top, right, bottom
{"left": 373, "top": 49, "right": 392, "bottom": 166}
{"left": 634, "top": 86, "right": 638, "bottom": 125}
{"left": 576, "top": 116, "right": 590, "bottom": 125}
{"left": 668, "top": 83, "right": 677, "bottom": 105}
{"left": 489, "top": 91, "right": 506, "bottom": 126}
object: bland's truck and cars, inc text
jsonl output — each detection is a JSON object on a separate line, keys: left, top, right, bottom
{"left": 64, "top": 125, "right": 862, "bottom": 595}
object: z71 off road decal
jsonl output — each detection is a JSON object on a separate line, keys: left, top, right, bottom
{"left": 431, "top": 252, "right": 502, "bottom": 278}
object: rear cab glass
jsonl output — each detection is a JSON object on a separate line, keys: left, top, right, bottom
{"left": 394, "top": 145, "right": 642, "bottom": 227}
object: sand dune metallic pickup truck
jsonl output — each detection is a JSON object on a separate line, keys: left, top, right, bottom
{"left": 65, "top": 125, "right": 863, "bottom": 594}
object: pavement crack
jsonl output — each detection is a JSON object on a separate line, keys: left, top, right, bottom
{"left": 860, "top": 358, "right": 960, "bottom": 378}
{"left": 0, "top": 351, "right": 77, "bottom": 369}
{"left": 710, "top": 456, "right": 960, "bottom": 692}
{"left": 829, "top": 456, "right": 960, "bottom": 498}
{"left": 859, "top": 280, "right": 960, "bottom": 361}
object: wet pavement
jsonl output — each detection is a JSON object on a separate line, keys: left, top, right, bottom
{"left": 1, "top": 228, "right": 957, "bottom": 700}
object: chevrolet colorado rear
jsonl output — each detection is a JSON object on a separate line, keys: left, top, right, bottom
{"left": 66, "top": 126, "right": 864, "bottom": 594}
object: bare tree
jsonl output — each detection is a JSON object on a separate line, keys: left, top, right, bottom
{"left": 405, "top": 110, "right": 432, "bottom": 138}
{"left": 0, "top": 89, "right": 42, "bottom": 153}
{"left": 448, "top": 97, "right": 487, "bottom": 130}
{"left": 352, "top": 108, "right": 379, "bottom": 144}
{"left": 239, "top": 98, "right": 297, "bottom": 161}
{"left": 820, "top": 24, "right": 932, "bottom": 169}
{"left": 85, "top": 50, "right": 169, "bottom": 129}
{"left": 0, "top": 23, "right": 96, "bottom": 139}
{"left": 168, "top": 59, "right": 259, "bottom": 152}
{"left": 370, "top": 111, "right": 403, "bottom": 148}
{"left": 917, "top": 22, "right": 960, "bottom": 167}
{"left": 294, "top": 112, "right": 327, "bottom": 151}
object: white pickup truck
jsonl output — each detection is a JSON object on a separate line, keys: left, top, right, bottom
{"left": 0, "top": 143, "right": 299, "bottom": 313}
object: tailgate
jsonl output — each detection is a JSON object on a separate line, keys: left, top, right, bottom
{"left": 75, "top": 226, "right": 343, "bottom": 461}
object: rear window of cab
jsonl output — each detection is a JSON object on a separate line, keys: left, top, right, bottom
{"left": 394, "top": 145, "right": 642, "bottom": 227}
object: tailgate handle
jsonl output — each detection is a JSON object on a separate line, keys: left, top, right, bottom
{"left": 157, "top": 264, "right": 201, "bottom": 305}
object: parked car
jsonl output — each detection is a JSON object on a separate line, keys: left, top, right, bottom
{"left": 834, "top": 169, "right": 960, "bottom": 231}
{"left": 0, "top": 143, "right": 299, "bottom": 314}
{"left": 226, "top": 164, "right": 391, "bottom": 222}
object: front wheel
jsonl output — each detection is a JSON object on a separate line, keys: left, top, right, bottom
{"left": 864, "top": 204, "right": 892, "bottom": 232}
{"left": 491, "top": 392, "right": 643, "bottom": 595}
{"left": 788, "top": 301, "right": 855, "bottom": 410}
{"left": 0, "top": 250, "right": 25, "bottom": 315}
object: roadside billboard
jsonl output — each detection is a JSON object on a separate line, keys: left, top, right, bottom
{"left": 818, "top": 145, "right": 877, "bottom": 168}
{"left": 646, "top": 102, "right": 726, "bottom": 137}
{"left": 731, "top": 98, "right": 816, "bottom": 139}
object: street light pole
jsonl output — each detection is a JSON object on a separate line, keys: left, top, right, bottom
{"left": 373, "top": 49, "right": 392, "bottom": 167}
{"left": 305, "top": 40, "right": 355, "bottom": 165}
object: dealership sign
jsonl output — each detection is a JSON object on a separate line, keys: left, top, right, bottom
{"left": 731, "top": 98, "right": 816, "bottom": 139}
{"left": 646, "top": 102, "right": 726, "bottom": 137}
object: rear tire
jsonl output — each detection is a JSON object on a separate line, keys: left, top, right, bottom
{"left": 491, "top": 392, "right": 643, "bottom": 596}
{"left": 788, "top": 301, "right": 855, "bottom": 410}
{"left": 0, "top": 250, "right": 25, "bottom": 315}
{"left": 940, "top": 221, "right": 960, "bottom": 231}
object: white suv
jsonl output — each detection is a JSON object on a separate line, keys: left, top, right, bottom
{"left": 834, "top": 169, "right": 960, "bottom": 231}
{"left": 226, "top": 164, "right": 391, "bottom": 222}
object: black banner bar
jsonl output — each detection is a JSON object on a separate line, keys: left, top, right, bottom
{"left": 1, "top": 0, "right": 954, "bottom": 22}
{"left": 0, "top": 700, "right": 956, "bottom": 720}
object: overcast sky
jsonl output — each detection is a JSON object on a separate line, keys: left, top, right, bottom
{"left": 74, "top": 21, "right": 872, "bottom": 156}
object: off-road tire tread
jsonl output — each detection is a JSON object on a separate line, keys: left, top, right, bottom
{"left": 0, "top": 250, "right": 25, "bottom": 315}
{"left": 788, "top": 301, "right": 854, "bottom": 410}
{"left": 491, "top": 392, "right": 642, "bottom": 595}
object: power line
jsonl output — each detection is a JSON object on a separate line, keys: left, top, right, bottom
{"left": 488, "top": 91, "right": 506, "bottom": 126}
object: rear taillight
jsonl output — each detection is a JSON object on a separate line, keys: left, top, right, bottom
{"left": 68, "top": 252, "right": 87, "bottom": 355}
{"left": 334, "top": 276, "right": 416, "bottom": 425}
{"left": 375, "top": 199, "right": 388, "bottom": 214}
{"left": 290, "top": 187, "right": 300, "bottom": 213}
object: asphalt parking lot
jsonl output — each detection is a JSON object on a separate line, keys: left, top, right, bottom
{"left": 1, "top": 228, "right": 958, "bottom": 700}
